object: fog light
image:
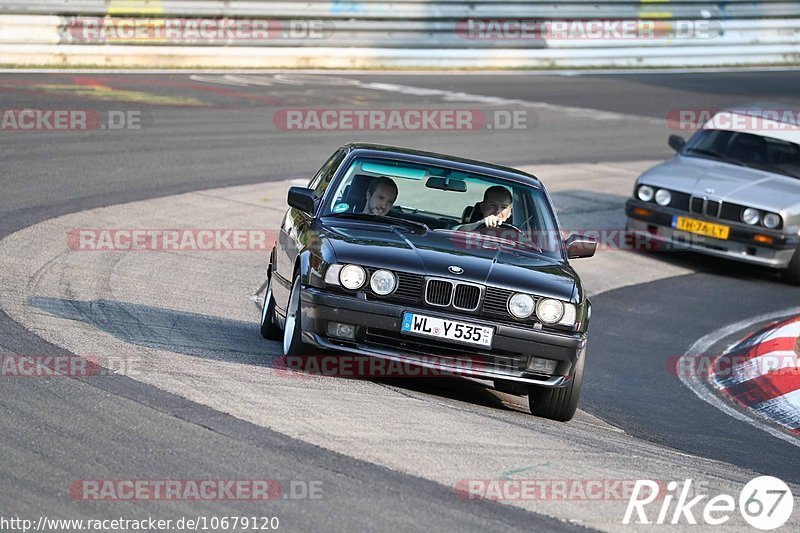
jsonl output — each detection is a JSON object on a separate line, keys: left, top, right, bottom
{"left": 326, "top": 322, "right": 356, "bottom": 340}
{"left": 527, "top": 357, "right": 558, "bottom": 375}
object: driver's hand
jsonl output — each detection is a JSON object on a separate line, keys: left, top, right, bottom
{"left": 483, "top": 209, "right": 511, "bottom": 228}
{"left": 482, "top": 213, "right": 506, "bottom": 228}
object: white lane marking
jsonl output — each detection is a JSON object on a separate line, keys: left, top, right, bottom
{"left": 186, "top": 73, "right": 662, "bottom": 124}
{"left": 678, "top": 307, "right": 800, "bottom": 448}
{"left": 352, "top": 81, "right": 662, "bottom": 124}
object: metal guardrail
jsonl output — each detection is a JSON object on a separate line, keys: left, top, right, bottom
{"left": 0, "top": 1, "right": 798, "bottom": 67}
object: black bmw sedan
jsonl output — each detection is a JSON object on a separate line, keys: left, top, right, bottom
{"left": 260, "top": 143, "right": 596, "bottom": 421}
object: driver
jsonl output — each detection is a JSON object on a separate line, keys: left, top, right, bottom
{"left": 363, "top": 177, "right": 398, "bottom": 216}
{"left": 455, "top": 186, "right": 513, "bottom": 231}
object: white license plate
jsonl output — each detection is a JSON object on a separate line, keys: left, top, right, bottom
{"left": 401, "top": 312, "right": 494, "bottom": 348}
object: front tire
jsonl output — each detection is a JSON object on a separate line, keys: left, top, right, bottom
{"left": 259, "top": 274, "right": 282, "bottom": 340}
{"left": 528, "top": 351, "right": 585, "bottom": 422}
{"left": 282, "top": 275, "right": 307, "bottom": 355}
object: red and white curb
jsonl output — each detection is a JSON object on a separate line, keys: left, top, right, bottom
{"left": 711, "top": 316, "right": 800, "bottom": 434}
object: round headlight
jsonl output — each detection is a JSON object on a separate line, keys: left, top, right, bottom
{"left": 637, "top": 185, "right": 654, "bottom": 202}
{"left": 655, "top": 189, "right": 672, "bottom": 206}
{"left": 370, "top": 269, "right": 397, "bottom": 295}
{"left": 536, "top": 298, "right": 565, "bottom": 325}
{"left": 508, "top": 293, "right": 535, "bottom": 319}
{"left": 763, "top": 213, "right": 781, "bottom": 229}
{"left": 742, "top": 208, "right": 760, "bottom": 225}
{"left": 339, "top": 264, "right": 366, "bottom": 290}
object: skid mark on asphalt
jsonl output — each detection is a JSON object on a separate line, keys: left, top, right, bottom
{"left": 28, "top": 296, "right": 270, "bottom": 364}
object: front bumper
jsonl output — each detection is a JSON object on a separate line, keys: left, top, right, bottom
{"left": 625, "top": 199, "right": 799, "bottom": 269}
{"left": 299, "top": 287, "right": 586, "bottom": 387}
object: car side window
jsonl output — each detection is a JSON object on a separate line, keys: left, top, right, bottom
{"left": 308, "top": 149, "right": 346, "bottom": 199}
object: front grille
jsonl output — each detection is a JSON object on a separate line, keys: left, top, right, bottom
{"left": 394, "top": 272, "right": 423, "bottom": 301}
{"left": 426, "top": 279, "right": 452, "bottom": 306}
{"left": 453, "top": 284, "right": 480, "bottom": 310}
{"left": 483, "top": 287, "right": 514, "bottom": 316}
{"left": 690, "top": 196, "right": 722, "bottom": 218}
{"left": 424, "top": 279, "right": 481, "bottom": 310}
{"left": 668, "top": 191, "right": 691, "bottom": 211}
{"left": 706, "top": 199, "right": 721, "bottom": 217}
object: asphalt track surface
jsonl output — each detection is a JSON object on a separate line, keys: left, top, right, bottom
{"left": 2, "top": 71, "right": 800, "bottom": 530}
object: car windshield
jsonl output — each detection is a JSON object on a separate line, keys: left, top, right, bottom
{"left": 321, "top": 156, "right": 563, "bottom": 259}
{"left": 683, "top": 129, "right": 800, "bottom": 179}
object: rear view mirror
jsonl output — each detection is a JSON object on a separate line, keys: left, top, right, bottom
{"left": 288, "top": 187, "right": 316, "bottom": 214}
{"left": 668, "top": 134, "right": 686, "bottom": 152}
{"left": 565, "top": 234, "right": 597, "bottom": 259}
{"left": 426, "top": 176, "right": 467, "bottom": 192}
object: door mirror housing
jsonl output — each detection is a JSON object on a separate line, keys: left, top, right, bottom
{"left": 565, "top": 234, "right": 597, "bottom": 259}
{"left": 668, "top": 134, "right": 686, "bottom": 152}
{"left": 287, "top": 187, "right": 316, "bottom": 214}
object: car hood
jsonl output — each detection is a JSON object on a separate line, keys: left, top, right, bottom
{"left": 640, "top": 156, "right": 800, "bottom": 211}
{"left": 320, "top": 220, "right": 576, "bottom": 301}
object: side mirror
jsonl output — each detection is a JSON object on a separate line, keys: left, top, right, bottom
{"left": 288, "top": 187, "right": 316, "bottom": 214}
{"left": 565, "top": 234, "right": 597, "bottom": 259}
{"left": 668, "top": 134, "right": 686, "bottom": 152}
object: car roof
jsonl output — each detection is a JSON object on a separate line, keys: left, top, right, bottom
{"left": 340, "top": 143, "right": 543, "bottom": 188}
{"left": 706, "top": 103, "right": 800, "bottom": 144}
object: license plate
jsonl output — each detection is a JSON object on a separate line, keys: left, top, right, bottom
{"left": 672, "top": 216, "right": 730, "bottom": 240}
{"left": 401, "top": 312, "right": 494, "bottom": 348}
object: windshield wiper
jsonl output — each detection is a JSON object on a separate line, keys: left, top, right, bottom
{"left": 327, "top": 212, "right": 429, "bottom": 233}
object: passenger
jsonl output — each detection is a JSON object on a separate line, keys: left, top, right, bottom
{"left": 363, "top": 177, "right": 398, "bottom": 216}
{"left": 455, "top": 186, "right": 513, "bottom": 231}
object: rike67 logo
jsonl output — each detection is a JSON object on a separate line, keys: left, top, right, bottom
{"left": 624, "top": 476, "right": 794, "bottom": 530}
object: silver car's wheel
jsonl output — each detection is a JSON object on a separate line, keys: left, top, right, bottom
{"left": 282, "top": 276, "right": 304, "bottom": 355}
{"left": 783, "top": 246, "right": 800, "bottom": 285}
